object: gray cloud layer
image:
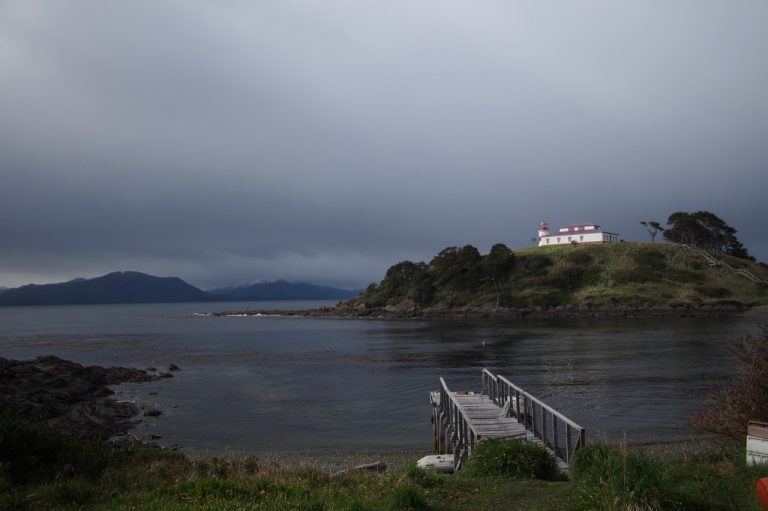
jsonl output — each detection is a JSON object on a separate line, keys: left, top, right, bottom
{"left": 1, "top": 1, "right": 767, "bottom": 289}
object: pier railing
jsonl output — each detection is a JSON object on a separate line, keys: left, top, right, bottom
{"left": 681, "top": 244, "right": 765, "bottom": 283}
{"left": 482, "top": 368, "right": 586, "bottom": 465}
{"left": 437, "top": 377, "right": 483, "bottom": 470}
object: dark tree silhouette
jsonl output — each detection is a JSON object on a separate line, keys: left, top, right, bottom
{"left": 640, "top": 221, "right": 664, "bottom": 243}
{"left": 662, "top": 211, "right": 753, "bottom": 260}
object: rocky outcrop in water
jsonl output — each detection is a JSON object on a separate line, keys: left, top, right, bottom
{"left": 0, "top": 355, "right": 166, "bottom": 439}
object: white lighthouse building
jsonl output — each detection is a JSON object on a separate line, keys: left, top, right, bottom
{"left": 537, "top": 221, "right": 619, "bottom": 247}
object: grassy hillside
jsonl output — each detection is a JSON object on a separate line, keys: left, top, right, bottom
{"left": 346, "top": 242, "right": 768, "bottom": 312}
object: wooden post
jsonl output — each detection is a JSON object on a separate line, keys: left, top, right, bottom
{"left": 553, "top": 417, "right": 559, "bottom": 459}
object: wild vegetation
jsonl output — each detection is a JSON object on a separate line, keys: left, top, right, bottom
{"left": 570, "top": 442, "right": 765, "bottom": 510}
{"left": 2, "top": 409, "right": 765, "bottom": 511}
{"left": 344, "top": 242, "right": 768, "bottom": 313}
{"left": 693, "top": 324, "right": 768, "bottom": 439}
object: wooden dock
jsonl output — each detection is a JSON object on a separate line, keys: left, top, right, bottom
{"left": 430, "top": 369, "right": 586, "bottom": 473}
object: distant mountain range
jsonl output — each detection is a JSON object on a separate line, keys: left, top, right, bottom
{"left": 0, "top": 271, "right": 212, "bottom": 306}
{"left": 0, "top": 272, "right": 359, "bottom": 306}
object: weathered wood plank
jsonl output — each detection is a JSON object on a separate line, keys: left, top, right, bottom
{"left": 432, "top": 370, "right": 584, "bottom": 475}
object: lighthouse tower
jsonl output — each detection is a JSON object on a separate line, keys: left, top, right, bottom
{"left": 538, "top": 221, "right": 550, "bottom": 238}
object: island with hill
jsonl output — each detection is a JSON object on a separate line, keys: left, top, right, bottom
{"left": 216, "top": 241, "right": 768, "bottom": 319}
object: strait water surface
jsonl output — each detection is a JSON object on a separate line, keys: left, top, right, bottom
{"left": 1, "top": 301, "right": 766, "bottom": 452}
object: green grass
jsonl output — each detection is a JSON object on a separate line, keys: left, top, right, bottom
{"left": 2, "top": 410, "right": 767, "bottom": 511}
{"left": 463, "top": 439, "right": 559, "bottom": 480}
{"left": 571, "top": 443, "right": 768, "bottom": 511}
{"left": 514, "top": 242, "right": 768, "bottom": 309}
{"left": 571, "top": 443, "right": 664, "bottom": 510}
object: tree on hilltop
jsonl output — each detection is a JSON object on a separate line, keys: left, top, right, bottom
{"left": 457, "top": 245, "right": 482, "bottom": 271}
{"left": 640, "top": 221, "right": 664, "bottom": 243}
{"left": 483, "top": 244, "right": 516, "bottom": 283}
{"left": 483, "top": 243, "right": 516, "bottom": 308}
{"left": 429, "top": 247, "right": 460, "bottom": 278}
{"left": 663, "top": 211, "right": 753, "bottom": 260}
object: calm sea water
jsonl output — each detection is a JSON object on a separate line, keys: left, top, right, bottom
{"left": 1, "top": 301, "right": 766, "bottom": 452}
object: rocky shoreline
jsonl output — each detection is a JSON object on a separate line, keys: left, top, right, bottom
{"left": 211, "top": 302, "right": 748, "bottom": 320}
{"left": 0, "top": 355, "right": 176, "bottom": 439}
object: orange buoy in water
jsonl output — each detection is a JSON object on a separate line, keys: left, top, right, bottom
{"left": 757, "top": 477, "right": 768, "bottom": 510}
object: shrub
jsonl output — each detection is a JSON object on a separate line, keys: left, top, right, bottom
{"left": 403, "top": 462, "right": 442, "bottom": 489}
{"left": 692, "top": 324, "right": 768, "bottom": 439}
{"left": 611, "top": 268, "right": 654, "bottom": 284}
{"left": 32, "top": 478, "right": 98, "bottom": 508}
{"left": 0, "top": 407, "right": 110, "bottom": 484}
{"left": 548, "top": 267, "right": 587, "bottom": 290}
{"left": 663, "top": 452, "right": 767, "bottom": 510}
{"left": 695, "top": 285, "right": 732, "bottom": 298}
{"left": 566, "top": 250, "right": 593, "bottom": 266}
{"left": 665, "top": 269, "right": 704, "bottom": 284}
{"left": 518, "top": 289, "right": 567, "bottom": 309}
{"left": 634, "top": 249, "right": 667, "bottom": 270}
{"left": 464, "top": 439, "right": 558, "bottom": 480}
{"left": 389, "top": 482, "right": 429, "bottom": 510}
{"left": 519, "top": 254, "right": 554, "bottom": 275}
{"left": 571, "top": 443, "right": 662, "bottom": 510}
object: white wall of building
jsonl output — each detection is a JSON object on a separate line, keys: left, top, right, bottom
{"left": 537, "top": 224, "right": 619, "bottom": 247}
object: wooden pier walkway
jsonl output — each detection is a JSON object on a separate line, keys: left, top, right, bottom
{"left": 430, "top": 369, "right": 586, "bottom": 473}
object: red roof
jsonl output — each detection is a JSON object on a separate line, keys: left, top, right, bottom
{"left": 557, "top": 224, "right": 600, "bottom": 234}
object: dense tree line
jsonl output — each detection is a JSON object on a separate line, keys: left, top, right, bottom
{"left": 662, "top": 211, "right": 752, "bottom": 260}
{"left": 353, "top": 236, "right": 766, "bottom": 311}
{"left": 363, "top": 243, "right": 517, "bottom": 308}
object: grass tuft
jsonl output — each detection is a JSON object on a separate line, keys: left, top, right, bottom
{"left": 389, "top": 482, "right": 429, "bottom": 510}
{"left": 464, "top": 439, "right": 559, "bottom": 480}
{"left": 572, "top": 443, "right": 663, "bottom": 510}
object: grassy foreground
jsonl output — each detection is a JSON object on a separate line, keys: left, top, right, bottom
{"left": 2, "top": 410, "right": 767, "bottom": 511}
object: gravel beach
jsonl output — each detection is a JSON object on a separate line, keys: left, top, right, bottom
{"left": 177, "top": 437, "right": 725, "bottom": 476}
{"left": 182, "top": 449, "right": 432, "bottom": 475}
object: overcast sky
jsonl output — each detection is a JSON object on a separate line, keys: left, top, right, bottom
{"left": 1, "top": 1, "right": 767, "bottom": 290}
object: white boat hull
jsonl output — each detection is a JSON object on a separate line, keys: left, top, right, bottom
{"left": 416, "top": 454, "right": 454, "bottom": 473}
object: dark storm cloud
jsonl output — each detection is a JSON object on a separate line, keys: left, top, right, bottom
{"left": 1, "top": 1, "right": 767, "bottom": 289}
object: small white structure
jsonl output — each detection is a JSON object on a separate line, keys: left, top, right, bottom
{"left": 747, "top": 420, "right": 768, "bottom": 466}
{"left": 417, "top": 454, "right": 455, "bottom": 473}
{"left": 537, "top": 221, "right": 619, "bottom": 247}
